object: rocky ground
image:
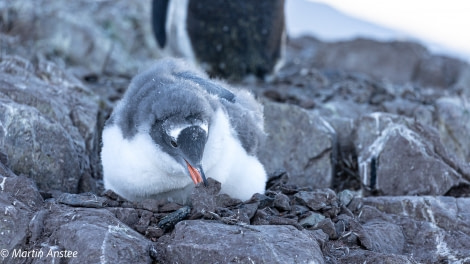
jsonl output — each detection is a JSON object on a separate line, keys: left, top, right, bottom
{"left": 1, "top": 1, "right": 470, "bottom": 263}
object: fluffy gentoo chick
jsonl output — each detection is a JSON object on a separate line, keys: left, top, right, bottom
{"left": 101, "top": 58, "right": 267, "bottom": 203}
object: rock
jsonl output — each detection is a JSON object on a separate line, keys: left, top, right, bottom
{"left": 156, "top": 220, "right": 325, "bottom": 264}
{"left": 299, "top": 212, "right": 325, "bottom": 228}
{"left": 0, "top": 99, "right": 81, "bottom": 193}
{"left": 412, "top": 55, "right": 468, "bottom": 88}
{"left": 350, "top": 196, "right": 470, "bottom": 263}
{"left": 56, "top": 192, "right": 108, "bottom": 208}
{"left": 309, "top": 37, "right": 470, "bottom": 90}
{"left": 259, "top": 101, "right": 335, "bottom": 188}
{"left": 334, "top": 250, "right": 417, "bottom": 264}
{"left": 235, "top": 202, "right": 259, "bottom": 224}
{"left": 0, "top": 56, "right": 99, "bottom": 193}
{"left": 2, "top": 0, "right": 159, "bottom": 77}
{"left": 106, "top": 208, "right": 140, "bottom": 228}
{"left": 0, "top": 170, "right": 43, "bottom": 257}
{"left": 0, "top": 198, "right": 34, "bottom": 262}
{"left": 361, "top": 221, "right": 405, "bottom": 254}
{"left": 382, "top": 97, "right": 435, "bottom": 127}
{"left": 313, "top": 38, "right": 428, "bottom": 84}
{"left": 190, "top": 178, "right": 228, "bottom": 217}
{"left": 0, "top": 171, "right": 44, "bottom": 209}
{"left": 294, "top": 189, "right": 339, "bottom": 212}
{"left": 315, "top": 218, "right": 337, "bottom": 240}
{"left": 133, "top": 210, "right": 154, "bottom": 234}
{"left": 273, "top": 192, "right": 291, "bottom": 211}
{"left": 454, "top": 65, "right": 470, "bottom": 97}
{"left": 37, "top": 203, "right": 152, "bottom": 263}
{"left": 434, "top": 97, "right": 470, "bottom": 164}
{"left": 291, "top": 205, "right": 311, "bottom": 216}
{"left": 355, "top": 112, "right": 468, "bottom": 195}
{"left": 157, "top": 206, "right": 191, "bottom": 232}
{"left": 158, "top": 202, "right": 183, "bottom": 213}
{"left": 145, "top": 226, "right": 164, "bottom": 241}
{"left": 337, "top": 189, "right": 356, "bottom": 207}
{"left": 251, "top": 207, "right": 301, "bottom": 228}
{"left": 140, "top": 198, "right": 165, "bottom": 213}
{"left": 251, "top": 193, "right": 275, "bottom": 209}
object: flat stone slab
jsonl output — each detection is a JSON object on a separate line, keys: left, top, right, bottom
{"left": 156, "top": 220, "right": 325, "bottom": 264}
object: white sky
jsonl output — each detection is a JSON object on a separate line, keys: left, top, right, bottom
{"left": 310, "top": 0, "right": 470, "bottom": 61}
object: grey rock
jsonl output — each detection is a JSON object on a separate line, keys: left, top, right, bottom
{"left": 412, "top": 55, "right": 467, "bottom": 88}
{"left": 355, "top": 112, "right": 468, "bottom": 195}
{"left": 315, "top": 218, "right": 337, "bottom": 240}
{"left": 156, "top": 220, "right": 325, "bottom": 264}
{"left": 335, "top": 250, "right": 417, "bottom": 264}
{"left": 256, "top": 64, "right": 330, "bottom": 109}
{"left": 382, "top": 98, "right": 435, "bottom": 127}
{"left": 434, "top": 97, "right": 470, "bottom": 164}
{"left": 361, "top": 221, "right": 405, "bottom": 254}
{"left": 106, "top": 207, "right": 140, "bottom": 228}
{"left": 236, "top": 203, "right": 260, "bottom": 224}
{"left": 454, "top": 65, "right": 470, "bottom": 97}
{"left": 313, "top": 38, "right": 428, "bottom": 84}
{"left": 2, "top": 0, "right": 159, "bottom": 77}
{"left": 35, "top": 203, "right": 152, "bottom": 264}
{"left": 291, "top": 205, "right": 311, "bottom": 216}
{"left": 273, "top": 192, "right": 291, "bottom": 211}
{"left": 0, "top": 99, "right": 81, "bottom": 192}
{"left": 0, "top": 56, "right": 99, "bottom": 193}
{"left": 0, "top": 159, "right": 15, "bottom": 177}
{"left": 0, "top": 170, "right": 43, "bottom": 258}
{"left": 337, "top": 189, "right": 356, "bottom": 207}
{"left": 0, "top": 199, "right": 34, "bottom": 262}
{"left": 259, "top": 101, "right": 335, "bottom": 188}
{"left": 294, "top": 189, "right": 338, "bottom": 212}
{"left": 157, "top": 206, "right": 191, "bottom": 232}
{"left": 57, "top": 192, "right": 108, "bottom": 208}
{"left": 299, "top": 212, "right": 325, "bottom": 228}
{"left": 190, "top": 178, "right": 239, "bottom": 216}
{"left": 310, "top": 37, "right": 470, "bottom": 90}
{"left": 350, "top": 196, "right": 470, "bottom": 263}
{"left": 0, "top": 169, "right": 44, "bottom": 209}
{"left": 252, "top": 207, "right": 301, "bottom": 228}
{"left": 251, "top": 193, "right": 275, "bottom": 209}
{"left": 139, "top": 198, "right": 165, "bottom": 212}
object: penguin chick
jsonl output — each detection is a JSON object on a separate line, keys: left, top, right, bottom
{"left": 101, "top": 58, "right": 267, "bottom": 203}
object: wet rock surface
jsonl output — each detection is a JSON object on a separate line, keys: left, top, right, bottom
{"left": 2, "top": 1, "right": 470, "bottom": 263}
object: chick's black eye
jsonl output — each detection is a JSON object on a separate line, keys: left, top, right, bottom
{"left": 170, "top": 139, "right": 178, "bottom": 148}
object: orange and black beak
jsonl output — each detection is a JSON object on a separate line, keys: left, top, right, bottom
{"left": 177, "top": 125, "right": 208, "bottom": 186}
{"left": 185, "top": 160, "right": 207, "bottom": 186}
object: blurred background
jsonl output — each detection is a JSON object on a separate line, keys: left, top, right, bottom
{"left": 287, "top": 0, "right": 470, "bottom": 63}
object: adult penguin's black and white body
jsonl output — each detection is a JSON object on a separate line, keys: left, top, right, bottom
{"left": 101, "top": 58, "right": 267, "bottom": 203}
{"left": 152, "top": 0, "right": 286, "bottom": 80}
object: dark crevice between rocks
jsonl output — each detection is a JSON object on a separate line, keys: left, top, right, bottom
{"left": 445, "top": 183, "right": 470, "bottom": 197}
{"left": 331, "top": 142, "right": 361, "bottom": 193}
{"left": 369, "top": 157, "right": 377, "bottom": 191}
